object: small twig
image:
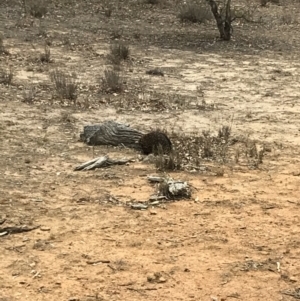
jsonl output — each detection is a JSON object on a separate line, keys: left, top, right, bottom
{"left": 107, "top": 264, "right": 116, "bottom": 271}
{"left": 119, "top": 281, "right": 136, "bottom": 286}
{"left": 32, "top": 271, "right": 41, "bottom": 279}
{"left": 86, "top": 260, "right": 110, "bottom": 265}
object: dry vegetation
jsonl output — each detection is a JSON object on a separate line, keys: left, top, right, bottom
{"left": 1, "top": 0, "right": 300, "bottom": 300}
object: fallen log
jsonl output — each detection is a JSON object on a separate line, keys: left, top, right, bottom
{"left": 80, "top": 120, "right": 143, "bottom": 149}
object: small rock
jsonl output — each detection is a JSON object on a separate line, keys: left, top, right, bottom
{"left": 157, "top": 277, "right": 167, "bottom": 283}
{"left": 289, "top": 276, "right": 297, "bottom": 282}
{"left": 147, "top": 275, "right": 155, "bottom": 282}
{"left": 149, "top": 210, "right": 157, "bottom": 215}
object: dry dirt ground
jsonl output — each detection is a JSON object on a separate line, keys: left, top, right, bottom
{"left": 1, "top": 0, "right": 300, "bottom": 300}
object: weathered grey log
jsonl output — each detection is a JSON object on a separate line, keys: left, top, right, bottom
{"left": 80, "top": 120, "right": 144, "bottom": 149}
{"left": 74, "top": 156, "right": 134, "bottom": 171}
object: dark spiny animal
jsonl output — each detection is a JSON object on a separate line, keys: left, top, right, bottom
{"left": 139, "top": 131, "right": 172, "bottom": 155}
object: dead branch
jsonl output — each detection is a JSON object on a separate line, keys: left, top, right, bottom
{"left": 0, "top": 225, "right": 40, "bottom": 236}
{"left": 148, "top": 176, "right": 191, "bottom": 200}
{"left": 74, "top": 156, "right": 134, "bottom": 171}
{"left": 86, "top": 260, "right": 110, "bottom": 264}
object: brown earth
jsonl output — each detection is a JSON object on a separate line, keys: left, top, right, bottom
{"left": 1, "top": 0, "right": 300, "bottom": 300}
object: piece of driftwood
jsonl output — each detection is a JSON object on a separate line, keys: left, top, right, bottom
{"left": 80, "top": 120, "right": 143, "bottom": 149}
{"left": 0, "top": 225, "right": 40, "bottom": 236}
{"left": 74, "top": 156, "right": 134, "bottom": 171}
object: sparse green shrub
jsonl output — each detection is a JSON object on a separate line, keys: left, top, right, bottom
{"left": 0, "top": 67, "right": 13, "bottom": 85}
{"left": 102, "top": 69, "right": 123, "bottom": 93}
{"left": 108, "top": 42, "right": 129, "bottom": 64}
{"left": 50, "top": 70, "right": 77, "bottom": 101}
{"left": 178, "top": 1, "right": 212, "bottom": 23}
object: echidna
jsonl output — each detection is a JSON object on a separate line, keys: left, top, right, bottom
{"left": 139, "top": 131, "right": 172, "bottom": 155}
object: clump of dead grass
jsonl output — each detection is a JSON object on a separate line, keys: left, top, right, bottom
{"left": 101, "top": 69, "right": 123, "bottom": 93}
{"left": 0, "top": 37, "right": 9, "bottom": 55}
{"left": 0, "top": 67, "right": 13, "bottom": 85}
{"left": 110, "top": 28, "right": 123, "bottom": 40}
{"left": 104, "top": 5, "right": 113, "bottom": 17}
{"left": 145, "top": 0, "right": 160, "bottom": 4}
{"left": 155, "top": 148, "right": 182, "bottom": 171}
{"left": 23, "top": 0, "right": 48, "bottom": 18}
{"left": 178, "top": 1, "right": 212, "bottom": 23}
{"left": 22, "top": 86, "right": 37, "bottom": 103}
{"left": 260, "top": 0, "right": 280, "bottom": 6}
{"left": 280, "top": 12, "right": 298, "bottom": 25}
{"left": 40, "top": 44, "right": 51, "bottom": 63}
{"left": 50, "top": 69, "right": 78, "bottom": 102}
{"left": 108, "top": 42, "right": 130, "bottom": 64}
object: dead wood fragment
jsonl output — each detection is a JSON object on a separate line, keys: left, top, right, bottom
{"left": 281, "top": 288, "right": 300, "bottom": 299}
{"left": 86, "top": 260, "right": 110, "bottom": 264}
{"left": 131, "top": 203, "right": 148, "bottom": 210}
{"left": 147, "top": 175, "right": 165, "bottom": 183}
{"left": 74, "top": 156, "right": 134, "bottom": 171}
{"left": 0, "top": 225, "right": 40, "bottom": 236}
{"left": 148, "top": 176, "right": 191, "bottom": 200}
{"left": 127, "top": 287, "right": 157, "bottom": 292}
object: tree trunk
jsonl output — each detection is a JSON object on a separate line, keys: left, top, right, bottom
{"left": 206, "top": 0, "right": 232, "bottom": 41}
